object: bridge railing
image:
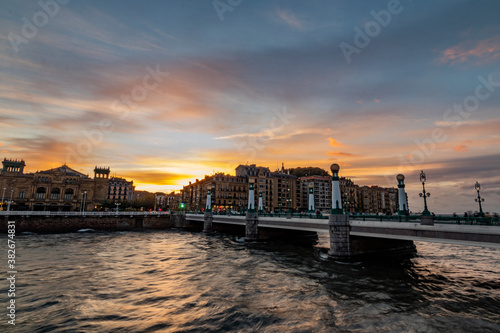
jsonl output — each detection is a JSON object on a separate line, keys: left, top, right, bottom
{"left": 185, "top": 211, "right": 329, "bottom": 219}
{"left": 352, "top": 214, "right": 421, "bottom": 222}
{"left": 433, "top": 215, "right": 500, "bottom": 226}
{"left": 350, "top": 214, "right": 500, "bottom": 226}
{"left": 186, "top": 211, "right": 500, "bottom": 226}
{"left": 0, "top": 211, "right": 171, "bottom": 217}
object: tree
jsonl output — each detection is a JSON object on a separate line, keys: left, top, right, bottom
{"left": 286, "top": 167, "right": 330, "bottom": 177}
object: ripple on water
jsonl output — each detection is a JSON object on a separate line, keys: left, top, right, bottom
{"left": 0, "top": 231, "right": 498, "bottom": 332}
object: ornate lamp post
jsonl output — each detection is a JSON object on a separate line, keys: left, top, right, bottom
{"left": 474, "top": 181, "right": 485, "bottom": 217}
{"left": 419, "top": 170, "right": 431, "bottom": 216}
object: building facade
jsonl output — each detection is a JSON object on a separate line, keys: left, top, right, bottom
{"left": 235, "top": 164, "right": 273, "bottom": 211}
{"left": 181, "top": 163, "right": 399, "bottom": 215}
{"left": 298, "top": 175, "right": 332, "bottom": 212}
{"left": 0, "top": 158, "right": 110, "bottom": 211}
{"left": 270, "top": 171, "right": 298, "bottom": 213}
{"left": 108, "top": 177, "right": 135, "bottom": 201}
{"left": 181, "top": 173, "right": 248, "bottom": 212}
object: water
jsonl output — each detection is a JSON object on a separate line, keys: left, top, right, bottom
{"left": 1, "top": 230, "right": 499, "bottom": 332}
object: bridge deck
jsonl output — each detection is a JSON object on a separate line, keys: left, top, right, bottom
{"left": 186, "top": 214, "right": 500, "bottom": 248}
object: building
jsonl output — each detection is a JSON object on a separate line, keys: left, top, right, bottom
{"left": 235, "top": 164, "right": 273, "bottom": 211}
{"left": 298, "top": 175, "right": 332, "bottom": 212}
{"left": 354, "top": 185, "right": 397, "bottom": 214}
{"left": 108, "top": 177, "right": 135, "bottom": 201}
{"left": 0, "top": 158, "right": 110, "bottom": 211}
{"left": 181, "top": 162, "right": 399, "bottom": 215}
{"left": 181, "top": 173, "right": 248, "bottom": 212}
{"left": 270, "top": 169, "right": 298, "bottom": 213}
{"left": 165, "top": 191, "right": 181, "bottom": 210}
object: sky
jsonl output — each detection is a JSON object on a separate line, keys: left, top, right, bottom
{"left": 0, "top": 0, "right": 499, "bottom": 213}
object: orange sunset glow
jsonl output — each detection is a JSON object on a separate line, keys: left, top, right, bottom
{"left": 1, "top": 1, "right": 499, "bottom": 213}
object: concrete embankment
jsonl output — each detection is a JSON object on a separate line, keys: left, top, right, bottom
{"left": 0, "top": 213, "right": 194, "bottom": 234}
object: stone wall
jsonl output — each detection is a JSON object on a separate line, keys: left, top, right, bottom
{"left": 0, "top": 214, "right": 188, "bottom": 234}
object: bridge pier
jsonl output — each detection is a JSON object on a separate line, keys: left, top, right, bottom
{"left": 245, "top": 212, "right": 259, "bottom": 241}
{"left": 203, "top": 211, "right": 213, "bottom": 232}
{"left": 328, "top": 214, "right": 352, "bottom": 259}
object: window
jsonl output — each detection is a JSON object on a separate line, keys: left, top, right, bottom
{"left": 36, "top": 187, "right": 46, "bottom": 200}
{"left": 19, "top": 191, "right": 25, "bottom": 199}
{"left": 50, "top": 188, "right": 61, "bottom": 200}
{"left": 64, "top": 189, "right": 74, "bottom": 200}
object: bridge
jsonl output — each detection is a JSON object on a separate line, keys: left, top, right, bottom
{"left": 1, "top": 210, "right": 498, "bottom": 259}
{"left": 185, "top": 212, "right": 500, "bottom": 260}
{"left": 185, "top": 164, "right": 500, "bottom": 260}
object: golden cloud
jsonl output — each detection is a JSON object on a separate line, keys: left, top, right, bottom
{"left": 327, "top": 151, "right": 356, "bottom": 157}
{"left": 328, "top": 137, "right": 347, "bottom": 147}
{"left": 120, "top": 171, "right": 195, "bottom": 186}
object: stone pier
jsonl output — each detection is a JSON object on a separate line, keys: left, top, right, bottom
{"left": 328, "top": 214, "right": 352, "bottom": 259}
{"left": 203, "top": 211, "right": 213, "bottom": 232}
{"left": 245, "top": 212, "right": 259, "bottom": 241}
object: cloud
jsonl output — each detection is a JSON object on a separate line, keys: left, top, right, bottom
{"left": 328, "top": 137, "right": 347, "bottom": 147}
{"left": 277, "top": 8, "right": 304, "bottom": 30}
{"left": 328, "top": 151, "right": 356, "bottom": 157}
{"left": 453, "top": 144, "right": 469, "bottom": 152}
{"left": 437, "top": 36, "right": 500, "bottom": 65}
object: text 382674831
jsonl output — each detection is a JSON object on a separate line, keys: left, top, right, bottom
{"left": 7, "top": 221, "right": 16, "bottom": 325}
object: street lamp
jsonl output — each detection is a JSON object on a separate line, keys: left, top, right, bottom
{"left": 114, "top": 202, "right": 121, "bottom": 214}
{"left": 1, "top": 187, "right": 6, "bottom": 211}
{"left": 80, "top": 191, "right": 88, "bottom": 214}
{"left": 84, "top": 191, "right": 87, "bottom": 212}
{"left": 287, "top": 186, "right": 291, "bottom": 214}
{"left": 7, "top": 189, "right": 13, "bottom": 212}
{"left": 419, "top": 170, "right": 431, "bottom": 216}
{"left": 474, "top": 181, "right": 485, "bottom": 217}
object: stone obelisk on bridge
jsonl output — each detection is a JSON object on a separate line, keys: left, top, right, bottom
{"left": 328, "top": 163, "right": 351, "bottom": 259}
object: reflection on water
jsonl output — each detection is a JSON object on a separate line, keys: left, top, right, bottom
{"left": 0, "top": 230, "right": 499, "bottom": 332}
